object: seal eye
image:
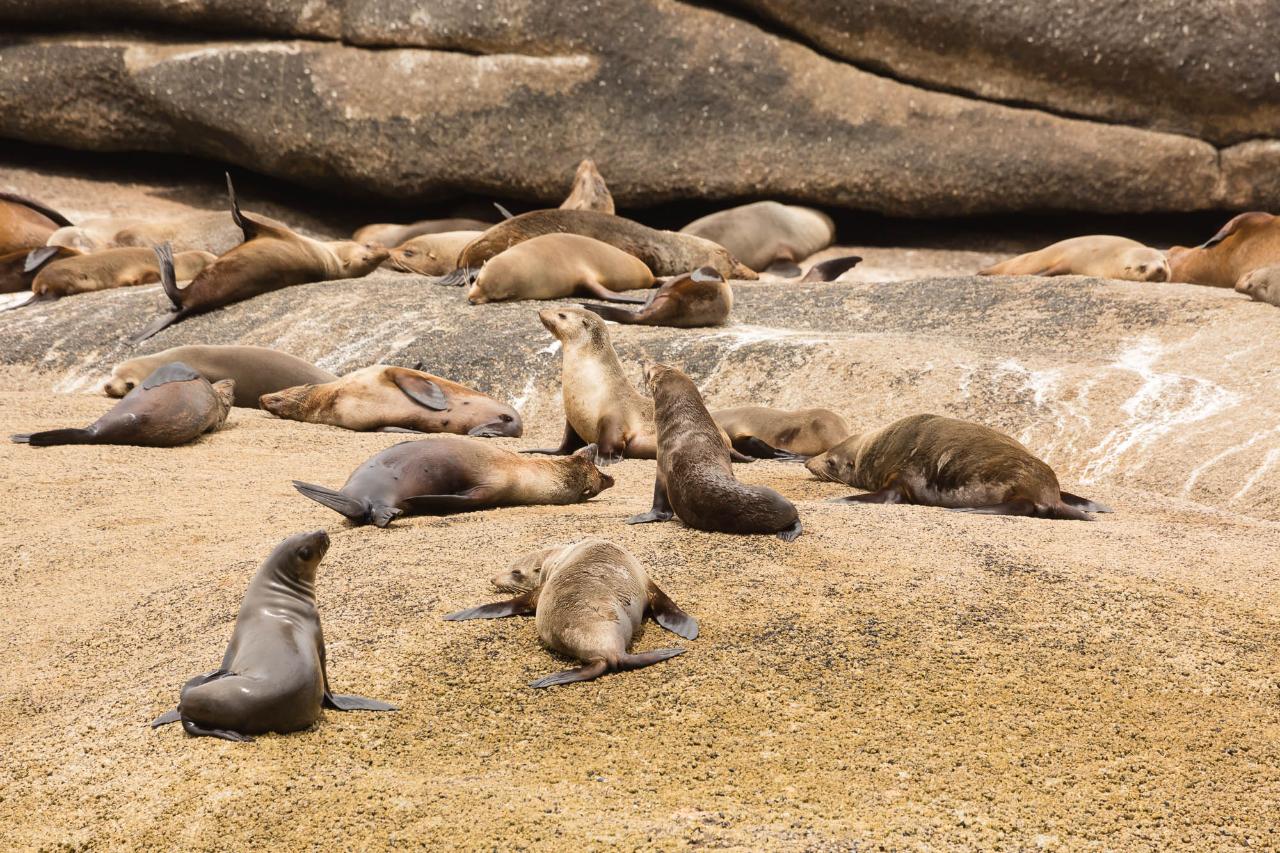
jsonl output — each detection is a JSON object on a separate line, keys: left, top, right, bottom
{"left": 403, "top": 250, "right": 416, "bottom": 257}
{"left": 557, "top": 312, "right": 566, "bottom": 320}
{"left": 500, "top": 414, "right": 513, "bottom": 422}
{"left": 125, "top": 381, "right": 136, "bottom": 391}
{"left": 298, "top": 545, "right": 314, "bottom": 561}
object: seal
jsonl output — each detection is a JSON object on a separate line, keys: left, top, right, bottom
{"left": 260, "top": 365, "right": 523, "bottom": 437}
{"left": 47, "top": 210, "right": 264, "bottom": 256}
{"left": 133, "top": 175, "right": 388, "bottom": 343}
{"left": 467, "top": 233, "right": 655, "bottom": 304}
{"left": 150, "top": 529, "right": 396, "bottom": 741}
{"left": 444, "top": 538, "right": 697, "bottom": 688}
{"left": 627, "top": 363, "right": 803, "bottom": 541}
{"left": 580, "top": 266, "right": 731, "bottom": 328}
{"left": 1168, "top": 212, "right": 1280, "bottom": 288}
{"left": 12, "top": 247, "right": 215, "bottom": 308}
{"left": 104, "top": 344, "right": 338, "bottom": 408}
{"left": 805, "top": 413, "right": 1111, "bottom": 520}
{"left": 353, "top": 218, "right": 492, "bottom": 248}
{"left": 292, "top": 436, "right": 614, "bottom": 527}
{"left": 1235, "top": 265, "right": 1280, "bottom": 307}
{"left": 680, "top": 201, "right": 835, "bottom": 276}
{"left": 0, "top": 191, "right": 72, "bottom": 255}
{"left": 712, "top": 405, "right": 850, "bottom": 461}
{"left": 559, "top": 159, "right": 615, "bottom": 214}
{"left": 11, "top": 362, "right": 234, "bottom": 447}
{"left": 387, "top": 231, "right": 483, "bottom": 276}
{"left": 979, "top": 236, "right": 1169, "bottom": 282}
{"left": 0, "top": 246, "right": 77, "bottom": 294}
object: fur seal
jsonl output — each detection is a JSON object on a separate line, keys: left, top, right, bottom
{"left": 1235, "top": 265, "right": 1280, "bottom": 307}
{"left": 559, "top": 159, "right": 615, "bottom": 215}
{"left": 151, "top": 530, "right": 396, "bottom": 741}
{"left": 293, "top": 437, "right": 613, "bottom": 527}
{"left": 444, "top": 538, "right": 697, "bottom": 688}
{"left": 134, "top": 176, "right": 388, "bottom": 343}
{"left": 260, "top": 365, "right": 523, "bottom": 437}
{"left": 581, "top": 266, "right": 731, "bottom": 327}
{"left": 8, "top": 247, "right": 214, "bottom": 308}
{"left": 104, "top": 344, "right": 338, "bottom": 408}
{"left": 353, "top": 218, "right": 491, "bottom": 248}
{"left": 0, "top": 191, "right": 71, "bottom": 255}
{"left": 979, "top": 236, "right": 1169, "bottom": 282}
{"left": 467, "top": 233, "right": 655, "bottom": 304}
{"left": 805, "top": 414, "right": 1111, "bottom": 520}
{"left": 1168, "top": 212, "right": 1280, "bottom": 288}
{"left": 712, "top": 405, "right": 850, "bottom": 461}
{"left": 680, "top": 201, "right": 834, "bottom": 276}
{"left": 47, "top": 210, "right": 262, "bottom": 256}
{"left": 627, "top": 363, "right": 802, "bottom": 541}
{"left": 11, "top": 362, "right": 233, "bottom": 447}
{"left": 387, "top": 231, "right": 483, "bottom": 276}
{"left": 0, "top": 246, "right": 77, "bottom": 294}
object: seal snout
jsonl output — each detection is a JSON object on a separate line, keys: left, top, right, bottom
{"left": 308, "top": 528, "right": 331, "bottom": 556}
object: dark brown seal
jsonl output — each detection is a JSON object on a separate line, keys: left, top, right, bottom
{"left": 105, "top": 345, "right": 338, "bottom": 408}
{"left": 150, "top": 530, "right": 396, "bottom": 742}
{"left": 0, "top": 246, "right": 77, "bottom": 294}
{"left": 11, "top": 362, "right": 234, "bottom": 447}
{"left": 1168, "top": 212, "right": 1280, "bottom": 288}
{"left": 627, "top": 363, "right": 802, "bottom": 541}
{"left": 712, "top": 405, "right": 850, "bottom": 461}
{"left": 444, "top": 538, "right": 697, "bottom": 688}
{"left": 805, "top": 414, "right": 1111, "bottom": 520}
{"left": 581, "top": 266, "right": 732, "bottom": 328}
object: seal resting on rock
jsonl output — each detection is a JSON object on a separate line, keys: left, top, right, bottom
{"left": 680, "top": 201, "right": 834, "bottom": 276}
{"left": 580, "top": 266, "right": 731, "bottom": 328}
{"left": 467, "top": 233, "right": 655, "bottom": 304}
{"left": 1168, "top": 212, "right": 1280, "bottom": 288}
{"left": 1235, "top": 265, "right": 1280, "bottom": 307}
{"left": 104, "top": 345, "right": 338, "bottom": 409}
{"left": 444, "top": 538, "right": 697, "bottom": 688}
{"left": 387, "top": 231, "right": 482, "bottom": 276}
{"left": 979, "top": 236, "right": 1169, "bottom": 282}
{"left": 9, "top": 246, "right": 215, "bottom": 308}
{"left": 353, "top": 218, "right": 491, "bottom": 248}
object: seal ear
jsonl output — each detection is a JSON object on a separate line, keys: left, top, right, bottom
{"left": 572, "top": 443, "right": 599, "bottom": 460}
{"left": 387, "top": 368, "right": 449, "bottom": 410}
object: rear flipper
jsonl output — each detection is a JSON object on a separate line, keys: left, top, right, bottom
{"left": 830, "top": 484, "right": 906, "bottom": 504}
{"left": 180, "top": 719, "right": 254, "bottom": 742}
{"left": 950, "top": 499, "right": 1094, "bottom": 521}
{"left": 430, "top": 267, "right": 473, "bottom": 287}
{"left": 0, "top": 292, "right": 53, "bottom": 312}
{"left": 800, "top": 255, "right": 862, "bottom": 283}
{"left": 399, "top": 487, "right": 498, "bottom": 516}
{"left": 292, "top": 480, "right": 373, "bottom": 524}
{"left": 579, "top": 280, "right": 648, "bottom": 304}
{"left": 579, "top": 303, "right": 639, "bottom": 324}
{"left": 765, "top": 260, "right": 802, "bottom": 278}
{"left": 529, "top": 648, "right": 686, "bottom": 689}
{"left": 1060, "top": 491, "right": 1113, "bottom": 513}
{"left": 732, "top": 436, "right": 808, "bottom": 463}
{"left": 323, "top": 692, "right": 398, "bottom": 712}
{"left": 150, "top": 709, "right": 181, "bottom": 727}
{"left": 626, "top": 476, "right": 673, "bottom": 525}
{"left": 11, "top": 427, "right": 95, "bottom": 446}
{"left": 132, "top": 310, "right": 184, "bottom": 345}
{"left": 776, "top": 519, "right": 803, "bottom": 542}
{"left": 521, "top": 420, "right": 587, "bottom": 456}
{"left": 155, "top": 242, "right": 181, "bottom": 310}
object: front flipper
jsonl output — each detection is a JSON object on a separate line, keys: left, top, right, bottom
{"left": 733, "top": 435, "right": 808, "bottom": 463}
{"left": 800, "top": 255, "right": 862, "bottom": 283}
{"left": 949, "top": 499, "right": 1036, "bottom": 517}
{"left": 399, "top": 486, "right": 498, "bottom": 515}
{"left": 1059, "top": 491, "right": 1113, "bottom": 513}
{"left": 776, "top": 519, "right": 803, "bottom": 542}
{"left": 323, "top": 692, "right": 397, "bottom": 712}
{"left": 830, "top": 484, "right": 906, "bottom": 505}
{"left": 530, "top": 659, "right": 609, "bottom": 688}
{"left": 444, "top": 589, "right": 539, "bottom": 621}
{"left": 388, "top": 368, "right": 450, "bottom": 411}
{"left": 594, "top": 414, "right": 627, "bottom": 465}
{"left": 578, "top": 279, "right": 649, "bottom": 304}
{"left": 626, "top": 474, "right": 673, "bottom": 524}
{"left": 150, "top": 709, "right": 181, "bottom": 727}
{"left": 521, "top": 420, "right": 587, "bottom": 456}
{"left": 647, "top": 582, "right": 698, "bottom": 640}
{"left": 376, "top": 426, "right": 426, "bottom": 434}
{"left": 181, "top": 719, "right": 254, "bottom": 742}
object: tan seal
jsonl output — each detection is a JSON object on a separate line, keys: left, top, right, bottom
{"left": 105, "top": 344, "right": 338, "bottom": 408}
{"left": 559, "top": 159, "right": 615, "bottom": 214}
{"left": 387, "top": 231, "right": 482, "bottom": 276}
{"left": 260, "top": 365, "right": 523, "bottom": 437}
{"left": 15, "top": 247, "right": 215, "bottom": 308}
{"left": 0, "top": 191, "right": 71, "bottom": 255}
{"left": 979, "top": 235, "right": 1169, "bottom": 282}
{"left": 444, "top": 538, "right": 697, "bottom": 688}
{"left": 352, "top": 218, "right": 492, "bottom": 248}
{"left": 1235, "top": 265, "right": 1280, "bottom": 307}
{"left": 712, "top": 405, "right": 850, "bottom": 461}
{"left": 47, "top": 209, "right": 271, "bottom": 256}
{"left": 467, "top": 233, "right": 655, "bottom": 304}
{"left": 805, "top": 413, "right": 1111, "bottom": 520}
{"left": 1168, "top": 212, "right": 1280, "bottom": 288}
{"left": 680, "top": 201, "right": 835, "bottom": 276}
{"left": 581, "top": 266, "right": 731, "bottom": 327}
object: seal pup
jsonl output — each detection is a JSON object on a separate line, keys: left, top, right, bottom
{"left": 1168, "top": 212, "right": 1280, "bottom": 288}
{"left": 151, "top": 530, "right": 396, "bottom": 741}
{"left": 387, "top": 231, "right": 483, "bottom": 276}
{"left": 0, "top": 246, "right": 76, "bottom": 294}
{"left": 712, "top": 405, "right": 850, "bottom": 461}
{"left": 627, "top": 364, "right": 802, "bottom": 541}
{"left": 805, "top": 414, "right": 1111, "bottom": 520}
{"left": 979, "top": 236, "right": 1169, "bottom": 282}
{"left": 559, "top": 159, "right": 615, "bottom": 214}
{"left": 11, "top": 362, "right": 234, "bottom": 447}
{"left": 7, "top": 247, "right": 215, "bottom": 308}
{"left": 105, "top": 344, "right": 338, "bottom": 408}
{"left": 467, "top": 233, "right": 655, "bottom": 304}
{"left": 133, "top": 175, "right": 388, "bottom": 342}
{"left": 444, "top": 538, "right": 697, "bottom": 688}
{"left": 46, "top": 210, "right": 264, "bottom": 256}
{"left": 680, "top": 201, "right": 835, "bottom": 276}
{"left": 260, "top": 365, "right": 523, "bottom": 437}
{"left": 0, "top": 191, "right": 71, "bottom": 254}
{"left": 1235, "top": 265, "right": 1280, "bottom": 307}
{"left": 293, "top": 437, "right": 613, "bottom": 527}
{"left": 581, "top": 266, "right": 732, "bottom": 328}
{"left": 353, "top": 218, "right": 491, "bottom": 248}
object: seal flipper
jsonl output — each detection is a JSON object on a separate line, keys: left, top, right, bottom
{"left": 494, "top": 202, "right": 515, "bottom": 220}
{"left": 14, "top": 427, "right": 96, "bottom": 446}
{"left": 950, "top": 500, "right": 1094, "bottom": 521}
{"left": 0, "top": 292, "right": 54, "bottom": 312}
{"left": 23, "top": 245, "right": 63, "bottom": 273}
{"left": 646, "top": 582, "right": 698, "bottom": 640}
{"left": 1059, "top": 491, "right": 1113, "bottom": 513}
{"left": 522, "top": 420, "right": 588, "bottom": 456}
{"left": 800, "top": 255, "right": 862, "bottom": 283}
{"left": 579, "top": 302, "right": 640, "bottom": 323}
{"left": 155, "top": 242, "right": 182, "bottom": 310}
{"left": 132, "top": 310, "right": 184, "bottom": 345}
{"left": 626, "top": 475, "right": 674, "bottom": 524}
{"left": 323, "top": 692, "right": 397, "bottom": 712}
{"left": 830, "top": 484, "right": 906, "bottom": 504}
{"left": 444, "top": 589, "right": 539, "bottom": 621}
{"left": 765, "top": 260, "right": 802, "bottom": 278}
{"left": 530, "top": 659, "right": 609, "bottom": 688}
{"left": 776, "top": 519, "right": 803, "bottom": 542}
{"left": 728, "top": 447, "right": 757, "bottom": 464}
{"left": 140, "top": 361, "right": 202, "bottom": 390}
{"left": 292, "top": 480, "right": 372, "bottom": 523}
{"left": 732, "top": 435, "right": 808, "bottom": 462}
{"left": 578, "top": 280, "right": 649, "bottom": 304}
{"left": 388, "top": 368, "right": 449, "bottom": 410}
{"left": 399, "top": 486, "right": 499, "bottom": 514}
{"left": 429, "top": 267, "right": 472, "bottom": 287}
{"left": 181, "top": 719, "right": 254, "bottom": 742}
{"left": 150, "top": 709, "right": 181, "bottom": 727}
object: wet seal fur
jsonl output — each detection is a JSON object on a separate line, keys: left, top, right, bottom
{"left": 680, "top": 201, "right": 834, "bottom": 276}
{"left": 12, "top": 362, "right": 233, "bottom": 447}
{"left": 628, "top": 363, "right": 802, "bottom": 541}
{"left": 151, "top": 530, "right": 395, "bottom": 742}
{"left": 444, "top": 538, "right": 696, "bottom": 688}
{"left": 979, "top": 236, "right": 1169, "bottom": 282}
{"left": 467, "top": 233, "right": 655, "bottom": 304}
{"left": 0, "top": 191, "right": 71, "bottom": 255}
{"left": 559, "top": 159, "right": 615, "bottom": 214}
{"left": 260, "top": 365, "right": 522, "bottom": 437}
{"left": 1235, "top": 265, "right": 1280, "bottom": 307}
{"left": 805, "top": 413, "right": 1111, "bottom": 520}
{"left": 1168, "top": 212, "right": 1280, "bottom": 288}
{"left": 713, "top": 405, "right": 850, "bottom": 461}
{"left": 388, "top": 231, "right": 482, "bottom": 276}
{"left": 105, "top": 344, "right": 338, "bottom": 408}
{"left": 581, "top": 266, "right": 731, "bottom": 328}
{"left": 293, "top": 436, "right": 614, "bottom": 527}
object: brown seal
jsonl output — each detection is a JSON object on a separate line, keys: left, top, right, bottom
{"left": 47, "top": 210, "right": 268, "bottom": 256}
{"left": 628, "top": 363, "right": 802, "bottom": 541}
{"left": 559, "top": 159, "right": 615, "bottom": 215}
{"left": 353, "top": 218, "right": 492, "bottom": 248}
{"left": 444, "top": 538, "right": 697, "bottom": 688}
{"left": 151, "top": 530, "right": 396, "bottom": 741}
{"left": 104, "top": 344, "right": 338, "bottom": 408}
{"left": 467, "top": 233, "right": 655, "bottom": 304}
{"left": 260, "top": 365, "right": 523, "bottom": 437}
{"left": 680, "top": 201, "right": 834, "bottom": 276}
{"left": 11, "top": 362, "right": 234, "bottom": 447}
{"left": 0, "top": 191, "right": 71, "bottom": 255}
{"left": 979, "top": 236, "right": 1169, "bottom": 282}
{"left": 1235, "top": 265, "right": 1280, "bottom": 307}
{"left": 387, "top": 231, "right": 482, "bottom": 275}
{"left": 712, "top": 405, "right": 850, "bottom": 461}
{"left": 0, "top": 246, "right": 77, "bottom": 294}
{"left": 805, "top": 413, "right": 1111, "bottom": 520}
{"left": 293, "top": 436, "right": 614, "bottom": 527}
{"left": 12, "top": 247, "right": 215, "bottom": 308}
{"left": 580, "top": 266, "right": 731, "bottom": 327}
{"left": 133, "top": 175, "right": 388, "bottom": 343}
{"left": 1168, "top": 212, "right": 1280, "bottom": 288}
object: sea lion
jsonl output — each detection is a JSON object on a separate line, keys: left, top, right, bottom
{"left": 1168, "top": 212, "right": 1280, "bottom": 288}
{"left": 712, "top": 405, "right": 850, "bottom": 461}
{"left": 260, "top": 365, "right": 523, "bottom": 437}
{"left": 559, "top": 159, "right": 615, "bottom": 215}
{"left": 11, "top": 247, "right": 215, "bottom": 307}
{"left": 0, "top": 191, "right": 71, "bottom": 254}
{"left": 46, "top": 210, "right": 261, "bottom": 256}
{"left": 0, "top": 246, "right": 77, "bottom": 294}
{"left": 467, "top": 233, "right": 655, "bottom": 304}
{"left": 805, "top": 413, "right": 1111, "bottom": 520}
{"left": 151, "top": 530, "right": 396, "bottom": 742}
{"left": 979, "top": 235, "right": 1169, "bottom": 282}
{"left": 444, "top": 538, "right": 697, "bottom": 688}
{"left": 680, "top": 201, "right": 835, "bottom": 276}
{"left": 1235, "top": 265, "right": 1280, "bottom": 307}
{"left": 580, "top": 266, "right": 731, "bottom": 327}
{"left": 293, "top": 437, "right": 613, "bottom": 527}
{"left": 627, "top": 363, "right": 802, "bottom": 541}
{"left": 387, "top": 231, "right": 483, "bottom": 276}
{"left": 11, "top": 362, "right": 234, "bottom": 447}
{"left": 104, "top": 344, "right": 338, "bottom": 408}
{"left": 353, "top": 218, "right": 492, "bottom": 248}
{"left": 134, "top": 175, "right": 388, "bottom": 343}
